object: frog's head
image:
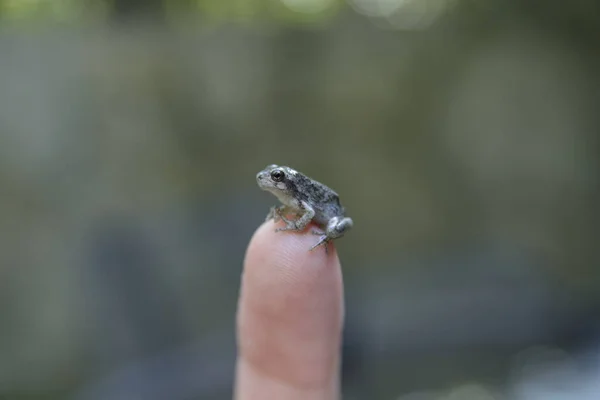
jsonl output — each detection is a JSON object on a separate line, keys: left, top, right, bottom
{"left": 256, "top": 164, "right": 299, "bottom": 205}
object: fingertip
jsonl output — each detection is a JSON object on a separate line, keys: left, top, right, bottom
{"left": 236, "top": 220, "right": 344, "bottom": 391}
{"left": 244, "top": 220, "right": 340, "bottom": 286}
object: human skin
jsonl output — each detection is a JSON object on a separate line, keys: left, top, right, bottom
{"left": 234, "top": 220, "right": 344, "bottom": 400}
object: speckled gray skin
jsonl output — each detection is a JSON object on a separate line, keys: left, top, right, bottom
{"left": 256, "top": 164, "right": 353, "bottom": 252}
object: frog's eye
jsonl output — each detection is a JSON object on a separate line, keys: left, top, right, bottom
{"left": 270, "top": 169, "right": 285, "bottom": 182}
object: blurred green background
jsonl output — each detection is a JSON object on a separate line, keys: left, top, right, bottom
{"left": 1, "top": 0, "right": 600, "bottom": 399}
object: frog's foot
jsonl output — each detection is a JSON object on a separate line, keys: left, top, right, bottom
{"left": 309, "top": 235, "right": 331, "bottom": 254}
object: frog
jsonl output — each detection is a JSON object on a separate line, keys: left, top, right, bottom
{"left": 256, "top": 164, "right": 353, "bottom": 252}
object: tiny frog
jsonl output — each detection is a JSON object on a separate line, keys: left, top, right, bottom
{"left": 256, "top": 164, "right": 353, "bottom": 252}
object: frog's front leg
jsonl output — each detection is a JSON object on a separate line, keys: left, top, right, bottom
{"left": 309, "top": 216, "right": 353, "bottom": 251}
{"left": 265, "top": 205, "right": 285, "bottom": 222}
{"left": 275, "top": 201, "right": 315, "bottom": 232}
{"left": 268, "top": 205, "right": 302, "bottom": 226}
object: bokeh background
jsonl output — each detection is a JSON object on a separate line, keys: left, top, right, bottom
{"left": 1, "top": 0, "right": 600, "bottom": 399}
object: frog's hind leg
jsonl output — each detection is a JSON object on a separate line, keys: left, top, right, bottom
{"left": 309, "top": 235, "right": 330, "bottom": 254}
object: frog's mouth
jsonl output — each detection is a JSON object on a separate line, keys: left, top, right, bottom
{"left": 256, "top": 171, "right": 271, "bottom": 188}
